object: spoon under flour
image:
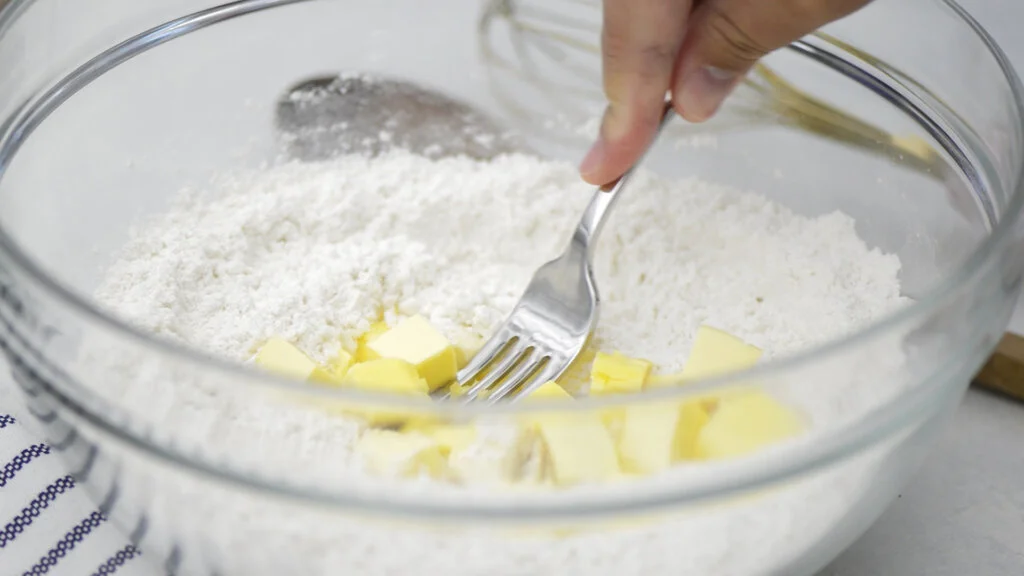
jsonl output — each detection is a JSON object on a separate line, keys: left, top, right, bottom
{"left": 275, "top": 74, "right": 525, "bottom": 161}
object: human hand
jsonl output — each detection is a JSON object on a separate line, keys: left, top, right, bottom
{"left": 580, "top": 0, "right": 874, "bottom": 185}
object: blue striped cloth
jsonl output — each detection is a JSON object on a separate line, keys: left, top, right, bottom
{"left": 1, "top": 381, "right": 152, "bottom": 576}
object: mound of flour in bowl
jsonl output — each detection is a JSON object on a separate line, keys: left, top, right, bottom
{"left": 97, "top": 151, "right": 903, "bottom": 368}
{"left": 91, "top": 150, "right": 910, "bottom": 576}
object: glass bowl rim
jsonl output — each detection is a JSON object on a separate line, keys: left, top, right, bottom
{"left": 0, "top": 0, "right": 1020, "bottom": 515}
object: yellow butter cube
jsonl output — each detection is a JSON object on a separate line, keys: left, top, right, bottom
{"left": 590, "top": 351, "right": 652, "bottom": 395}
{"left": 340, "top": 359, "right": 430, "bottom": 426}
{"left": 356, "top": 430, "right": 447, "bottom": 479}
{"left": 617, "top": 404, "right": 676, "bottom": 474}
{"left": 697, "top": 392, "right": 803, "bottom": 459}
{"left": 447, "top": 381, "right": 472, "bottom": 398}
{"left": 534, "top": 414, "right": 621, "bottom": 485}
{"left": 600, "top": 408, "right": 626, "bottom": 443}
{"left": 356, "top": 321, "right": 391, "bottom": 363}
{"left": 410, "top": 424, "right": 478, "bottom": 456}
{"left": 526, "top": 381, "right": 573, "bottom": 401}
{"left": 366, "top": 315, "right": 458, "bottom": 391}
{"left": 648, "top": 325, "right": 763, "bottom": 387}
{"left": 343, "top": 358, "right": 430, "bottom": 395}
{"left": 682, "top": 325, "right": 762, "bottom": 380}
{"left": 326, "top": 347, "right": 355, "bottom": 379}
{"left": 675, "top": 402, "right": 712, "bottom": 459}
{"left": 616, "top": 400, "right": 710, "bottom": 474}
{"left": 430, "top": 425, "right": 478, "bottom": 456}
{"left": 523, "top": 381, "right": 619, "bottom": 484}
{"left": 446, "top": 381, "right": 495, "bottom": 401}
{"left": 558, "top": 347, "right": 597, "bottom": 395}
{"left": 254, "top": 338, "right": 338, "bottom": 384}
{"left": 615, "top": 326, "right": 760, "bottom": 472}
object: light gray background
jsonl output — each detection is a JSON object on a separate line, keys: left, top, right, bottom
{"left": 825, "top": 3, "right": 1024, "bottom": 573}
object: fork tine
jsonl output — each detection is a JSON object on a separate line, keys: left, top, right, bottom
{"left": 462, "top": 343, "right": 530, "bottom": 401}
{"left": 486, "top": 350, "right": 549, "bottom": 402}
{"left": 457, "top": 329, "right": 516, "bottom": 384}
{"left": 513, "top": 358, "right": 569, "bottom": 399}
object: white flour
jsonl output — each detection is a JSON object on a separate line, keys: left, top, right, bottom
{"left": 91, "top": 151, "right": 911, "bottom": 576}
{"left": 97, "top": 151, "right": 902, "bottom": 370}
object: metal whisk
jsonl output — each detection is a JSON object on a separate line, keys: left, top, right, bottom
{"left": 478, "top": 0, "right": 944, "bottom": 178}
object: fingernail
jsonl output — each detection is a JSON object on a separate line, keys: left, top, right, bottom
{"left": 579, "top": 137, "right": 607, "bottom": 179}
{"left": 678, "top": 66, "right": 739, "bottom": 122}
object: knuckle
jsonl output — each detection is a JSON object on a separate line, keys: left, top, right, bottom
{"left": 632, "top": 42, "right": 677, "bottom": 86}
{"left": 602, "top": 28, "right": 677, "bottom": 80}
{"left": 792, "top": 0, "right": 875, "bottom": 27}
{"left": 639, "top": 42, "right": 678, "bottom": 72}
{"left": 705, "top": 6, "right": 771, "bottom": 65}
{"left": 601, "top": 25, "right": 631, "bottom": 62}
{"left": 781, "top": 0, "right": 824, "bottom": 21}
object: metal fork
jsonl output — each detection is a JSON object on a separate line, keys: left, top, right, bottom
{"left": 455, "top": 103, "right": 675, "bottom": 403}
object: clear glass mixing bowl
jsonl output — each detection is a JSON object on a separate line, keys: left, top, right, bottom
{"left": 0, "top": 0, "right": 1021, "bottom": 575}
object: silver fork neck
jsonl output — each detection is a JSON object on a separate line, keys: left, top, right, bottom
{"left": 571, "top": 103, "right": 676, "bottom": 257}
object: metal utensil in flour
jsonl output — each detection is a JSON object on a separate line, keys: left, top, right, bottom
{"left": 274, "top": 72, "right": 673, "bottom": 403}
{"left": 276, "top": 74, "right": 524, "bottom": 161}
{"left": 456, "top": 103, "right": 676, "bottom": 403}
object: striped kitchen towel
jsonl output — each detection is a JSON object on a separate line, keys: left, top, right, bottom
{"left": 0, "top": 379, "right": 153, "bottom": 576}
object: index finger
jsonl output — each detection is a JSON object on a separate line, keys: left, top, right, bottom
{"left": 580, "top": 0, "right": 691, "bottom": 185}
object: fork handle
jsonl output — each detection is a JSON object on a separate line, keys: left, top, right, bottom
{"left": 573, "top": 102, "right": 677, "bottom": 254}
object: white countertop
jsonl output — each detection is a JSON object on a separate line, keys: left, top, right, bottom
{"left": 826, "top": 391, "right": 1024, "bottom": 574}
{"left": 823, "top": 4, "right": 1024, "bottom": 574}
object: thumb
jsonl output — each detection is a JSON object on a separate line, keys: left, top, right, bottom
{"left": 671, "top": 0, "right": 873, "bottom": 122}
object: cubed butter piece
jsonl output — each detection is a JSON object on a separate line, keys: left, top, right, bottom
{"left": 447, "top": 381, "right": 472, "bottom": 398}
{"left": 559, "top": 347, "right": 597, "bottom": 395}
{"left": 590, "top": 351, "right": 652, "bottom": 395}
{"left": 616, "top": 400, "right": 710, "bottom": 474}
{"left": 533, "top": 414, "right": 621, "bottom": 485}
{"left": 446, "top": 381, "right": 495, "bottom": 401}
{"left": 600, "top": 407, "right": 627, "bottom": 443}
{"left": 416, "top": 424, "right": 478, "bottom": 456}
{"left": 254, "top": 338, "right": 338, "bottom": 384}
{"left": 682, "top": 325, "right": 762, "bottom": 380}
{"left": 697, "top": 392, "right": 803, "bottom": 459}
{"left": 583, "top": 352, "right": 636, "bottom": 440}
{"left": 356, "top": 430, "right": 447, "bottom": 479}
{"left": 526, "top": 381, "right": 573, "bottom": 401}
{"left": 341, "top": 358, "right": 430, "bottom": 426}
{"left": 343, "top": 358, "right": 429, "bottom": 395}
{"left": 366, "top": 315, "right": 458, "bottom": 391}
{"left": 523, "top": 382, "right": 619, "bottom": 484}
{"left": 648, "top": 325, "right": 763, "bottom": 387}
{"left": 675, "top": 402, "right": 712, "bottom": 460}
{"left": 326, "top": 347, "right": 354, "bottom": 379}
{"left": 356, "top": 321, "right": 390, "bottom": 363}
